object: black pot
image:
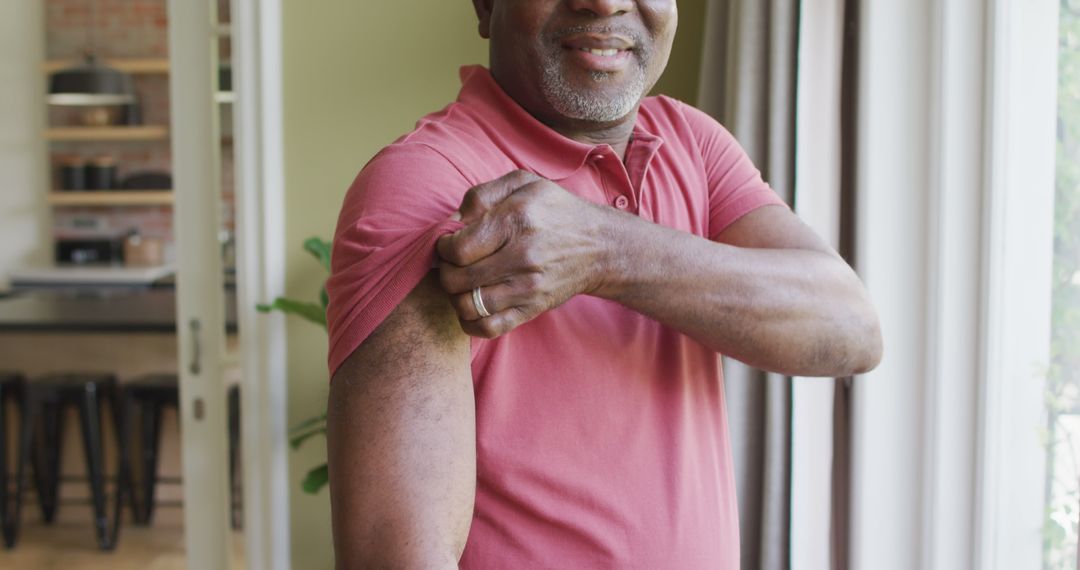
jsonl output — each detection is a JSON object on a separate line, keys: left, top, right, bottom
{"left": 58, "top": 157, "right": 86, "bottom": 191}
{"left": 85, "top": 157, "right": 118, "bottom": 190}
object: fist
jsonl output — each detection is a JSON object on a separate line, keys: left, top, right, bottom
{"left": 436, "top": 170, "right": 613, "bottom": 338}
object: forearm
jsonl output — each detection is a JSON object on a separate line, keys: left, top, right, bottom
{"left": 327, "top": 274, "right": 475, "bottom": 568}
{"left": 434, "top": 174, "right": 881, "bottom": 376}
{"left": 594, "top": 212, "right": 882, "bottom": 377}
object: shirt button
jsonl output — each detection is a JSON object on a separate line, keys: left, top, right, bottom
{"left": 614, "top": 195, "right": 630, "bottom": 209}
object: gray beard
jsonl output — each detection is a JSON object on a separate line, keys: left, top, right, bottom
{"left": 539, "top": 30, "right": 650, "bottom": 123}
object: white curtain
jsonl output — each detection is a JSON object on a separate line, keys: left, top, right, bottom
{"left": 697, "top": 0, "right": 854, "bottom": 568}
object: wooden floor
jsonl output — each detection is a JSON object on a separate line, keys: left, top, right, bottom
{"left": 0, "top": 520, "right": 245, "bottom": 570}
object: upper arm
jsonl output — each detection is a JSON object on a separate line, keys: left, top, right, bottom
{"left": 715, "top": 203, "right": 840, "bottom": 259}
{"left": 326, "top": 143, "right": 470, "bottom": 377}
{"left": 678, "top": 103, "right": 838, "bottom": 258}
{"left": 674, "top": 101, "right": 791, "bottom": 241}
{"left": 327, "top": 272, "right": 475, "bottom": 568}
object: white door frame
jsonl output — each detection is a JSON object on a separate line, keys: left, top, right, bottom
{"left": 168, "top": 0, "right": 232, "bottom": 567}
{"left": 171, "top": 0, "right": 291, "bottom": 567}
{"left": 232, "top": 0, "right": 292, "bottom": 568}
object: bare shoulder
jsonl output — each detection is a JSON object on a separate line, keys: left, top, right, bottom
{"left": 331, "top": 271, "right": 469, "bottom": 392}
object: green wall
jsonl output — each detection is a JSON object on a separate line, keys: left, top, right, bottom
{"left": 282, "top": 1, "right": 706, "bottom": 567}
{"left": 655, "top": 0, "right": 707, "bottom": 104}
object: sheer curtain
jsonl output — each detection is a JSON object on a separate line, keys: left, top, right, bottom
{"left": 696, "top": 0, "right": 855, "bottom": 568}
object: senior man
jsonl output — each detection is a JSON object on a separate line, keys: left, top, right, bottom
{"left": 324, "top": 0, "right": 882, "bottom": 568}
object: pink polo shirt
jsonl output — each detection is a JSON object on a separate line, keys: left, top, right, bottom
{"left": 327, "top": 66, "right": 785, "bottom": 568}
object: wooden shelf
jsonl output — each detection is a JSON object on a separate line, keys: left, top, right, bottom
{"left": 48, "top": 191, "right": 174, "bottom": 207}
{"left": 43, "top": 58, "right": 170, "bottom": 75}
{"left": 45, "top": 126, "right": 169, "bottom": 142}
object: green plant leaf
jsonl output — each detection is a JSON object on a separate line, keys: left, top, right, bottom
{"left": 304, "top": 237, "right": 332, "bottom": 273}
{"left": 290, "top": 425, "right": 327, "bottom": 450}
{"left": 320, "top": 286, "right": 330, "bottom": 311}
{"left": 301, "top": 464, "right": 329, "bottom": 495}
{"left": 259, "top": 297, "right": 327, "bottom": 329}
{"left": 290, "top": 413, "right": 328, "bottom": 435}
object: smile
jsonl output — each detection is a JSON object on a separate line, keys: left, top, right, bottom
{"left": 578, "top": 47, "right": 623, "bottom": 57}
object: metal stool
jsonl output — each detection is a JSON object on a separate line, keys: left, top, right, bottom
{"left": 0, "top": 372, "right": 25, "bottom": 547}
{"left": 10, "top": 373, "right": 125, "bottom": 550}
{"left": 123, "top": 374, "right": 178, "bottom": 526}
{"left": 228, "top": 384, "right": 242, "bottom": 529}
{"left": 124, "top": 375, "right": 242, "bottom": 529}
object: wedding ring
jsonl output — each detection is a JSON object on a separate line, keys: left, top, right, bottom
{"left": 472, "top": 287, "right": 492, "bottom": 318}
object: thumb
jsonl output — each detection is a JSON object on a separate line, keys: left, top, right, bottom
{"left": 456, "top": 170, "right": 540, "bottom": 224}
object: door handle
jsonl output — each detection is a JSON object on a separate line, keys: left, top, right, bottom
{"left": 189, "top": 318, "right": 202, "bottom": 375}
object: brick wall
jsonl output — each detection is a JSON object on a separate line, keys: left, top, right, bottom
{"left": 45, "top": 0, "right": 168, "bottom": 59}
{"left": 45, "top": 0, "right": 234, "bottom": 259}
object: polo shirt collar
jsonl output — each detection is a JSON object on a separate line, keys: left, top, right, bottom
{"left": 455, "top": 65, "right": 661, "bottom": 182}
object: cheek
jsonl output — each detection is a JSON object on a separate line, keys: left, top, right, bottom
{"left": 491, "top": 10, "right": 551, "bottom": 61}
{"left": 642, "top": 2, "right": 678, "bottom": 75}
{"left": 642, "top": 0, "right": 679, "bottom": 41}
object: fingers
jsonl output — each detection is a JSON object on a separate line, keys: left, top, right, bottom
{"left": 458, "top": 307, "right": 531, "bottom": 339}
{"left": 437, "top": 215, "right": 514, "bottom": 268}
{"left": 443, "top": 273, "right": 547, "bottom": 339}
{"left": 439, "top": 170, "right": 543, "bottom": 267}
{"left": 447, "top": 282, "right": 524, "bottom": 322}
{"left": 456, "top": 170, "right": 540, "bottom": 224}
{"left": 438, "top": 253, "right": 522, "bottom": 295}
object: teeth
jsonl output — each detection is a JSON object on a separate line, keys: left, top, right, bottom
{"left": 580, "top": 48, "right": 620, "bottom": 57}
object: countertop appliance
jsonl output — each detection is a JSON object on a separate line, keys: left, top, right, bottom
{"left": 55, "top": 236, "right": 126, "bottom": 265}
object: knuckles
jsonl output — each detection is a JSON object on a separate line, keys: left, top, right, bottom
{"left": 461, "top": 170, "right": 540, "bottom": 220}
{"left": 459, "top": 188, "right": 485, "bottom": 219}
{"left": 512, "top": 252, "right": 543, "bottom": 277}
{"left": 449, "top": 292, "right": 473, "bottom": 318}
{"left": 438, "top": 263, "right": 468, "bottom": 294}
{"left": 439, "top": 246, "right": 468, "bottom": 268}
{"left": 517, "top": 272, "right": 543, "bottom": 292}
{"left": 509, "top": 169, "right": 541, "bottom": 188}
{"left": 463, "top": 317, "right": 503, "bottom": 339}
{"left": 503, "top": 189, "right": 552, "bottom": 236}
{"left": 475, "top": 319, "right": 502, "bottom": 339}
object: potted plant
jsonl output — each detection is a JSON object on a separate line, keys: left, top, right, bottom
{"left": 257, "top": 237, "right": 330, "bottom": 494}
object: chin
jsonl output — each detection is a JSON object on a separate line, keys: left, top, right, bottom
{"left": 542, "top": 68, "right": 647, "bottom": 123}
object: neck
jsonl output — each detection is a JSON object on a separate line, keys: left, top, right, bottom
{"left": 488, "top": 67, "right": 640, "bottom": 160}
{"left": 547, "top": 114, "right": 638, "bottom": 160}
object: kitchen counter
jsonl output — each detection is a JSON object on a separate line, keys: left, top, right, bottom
{"left": 0, "top": 288, "right": 238, "bottom": 333}
{"left": 0, "top": 286, "right": 242, "bottom": 530}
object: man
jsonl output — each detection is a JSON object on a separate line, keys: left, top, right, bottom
{"left": 325, "top": 0, "right": 882, "bottom": 568}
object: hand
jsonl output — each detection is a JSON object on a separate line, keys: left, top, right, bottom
{"left": 436, "top": 170, "right": 613, "bottom": 338}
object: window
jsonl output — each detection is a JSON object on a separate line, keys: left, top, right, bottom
{"left": 1043, "top": 2, "right": 1080, "bottom": 568}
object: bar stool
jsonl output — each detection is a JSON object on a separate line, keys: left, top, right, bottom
{"left": 0, "top": 372, "right": 26, "bottom": 547}
{"left": 228, "top": 384, "right": 242, "bottom": 529}
{"left": 10, "top": 372, "right": 125, "bottom": 550}
{"left": 122, "top": 374, "right": 178, "bottom": 526}
{"left": 124, "top": 375, "right": 242, "bottom": 529}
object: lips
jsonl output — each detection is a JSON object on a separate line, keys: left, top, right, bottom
{"left": 576, "top": 47, "right": 623, "bottom": 57}
{"left": 561, "top": 34, "right": 635, "bottom": 53}
{"left": 559, "top": 34, "right": 636, "bottom": 71}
